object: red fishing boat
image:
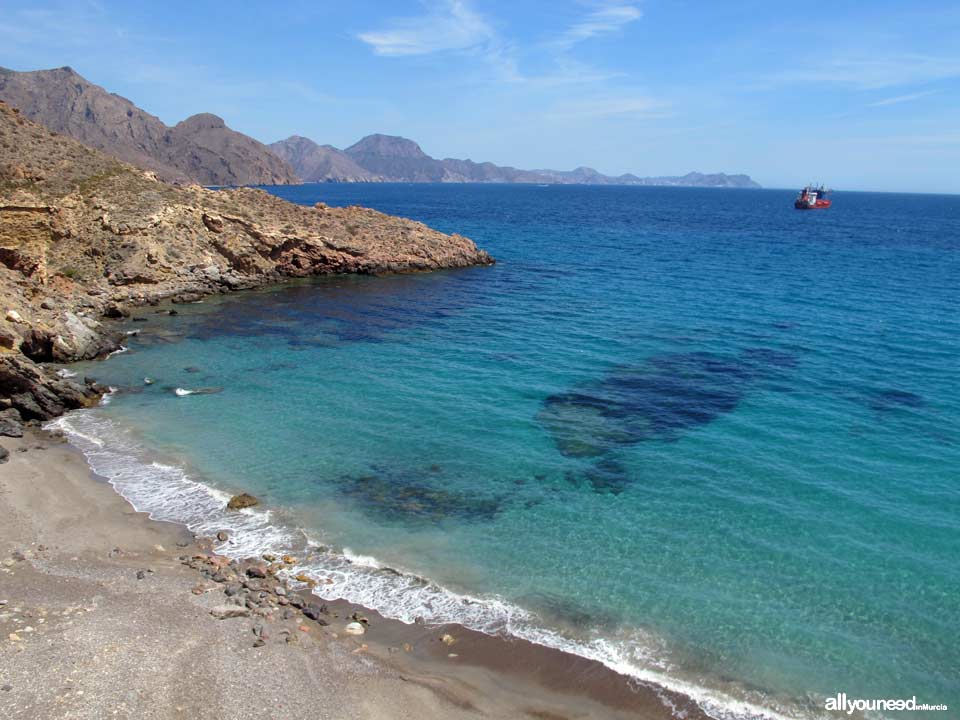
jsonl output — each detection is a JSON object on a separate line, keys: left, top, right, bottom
{"left": 794, "top": 185, "right": 831, "bottom": 209}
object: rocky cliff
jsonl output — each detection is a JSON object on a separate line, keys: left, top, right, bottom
{"left": 0, "top": 66, "right": 299, "bottom": 187}
{"left": 0, "top": 101, "right": 493, "bottom": 426}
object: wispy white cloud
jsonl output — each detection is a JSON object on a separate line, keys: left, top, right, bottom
{"left": 356, "top": 0, "right": 665, "bottom": 128}
{"left": 845, "top": 131, "right": 960, "bottom": 146}
{"left": 761, "top": 53, "right": 960, "bottom": 90}
{"left": 357, "top": 0, "right": 493, "bottom": 57}
{"left": 356, "top": 1, "right": 628, "bottom": 88}
{"left": 552, "top": 2, "right": 643, "bottom": 50}
{"left": 549, "top": 93, "right": 670, "bottom": 120}
{"left": 868, "top": 89, "right": 938, "bottom": 106}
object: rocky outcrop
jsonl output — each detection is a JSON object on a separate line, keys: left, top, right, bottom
{"left": 226, "top": 493, "right": 260, "bottom": 510}
{"left": 0, "top": 407, "right": 24, "bottom": 437}
{"left": 0, "top": 66, "right": 299, "bottom": 186}
{"left": 0, "top": 355, "right": 102, "bottom": 420}
{"left": 0, "top": 100, "right": 493, "bottom": 420}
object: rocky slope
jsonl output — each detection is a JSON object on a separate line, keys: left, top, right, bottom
{"left": 0, "top": 66, "right": 299, "bottom": 186}
{"left": 275, "top": 132, "right": 761, "bottom": 187}
{"left": 269, "top": 136, "right": 383, "bottom": 183}
{"left": 0, "top": 101, "right": 492, "bottom": 425}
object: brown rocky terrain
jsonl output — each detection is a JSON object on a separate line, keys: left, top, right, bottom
{"left": 0, "top": 100, "right": 492, "bottom": 429}
{"left": 0, "top": 66, "right": 299, "bottom": 186}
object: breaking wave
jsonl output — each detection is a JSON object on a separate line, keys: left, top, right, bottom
{"left": 47, "top": 408, "right": 817, "bottom": 720}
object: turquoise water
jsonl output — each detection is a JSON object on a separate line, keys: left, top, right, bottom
{"left": 55, "top": 186, "right": 959, "bottom": 719}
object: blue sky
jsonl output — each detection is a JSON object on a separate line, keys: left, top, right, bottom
{"left": 2, "top": 0, "right": 959, "bottom": 192}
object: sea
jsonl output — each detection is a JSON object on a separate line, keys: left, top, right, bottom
{"left": 50, "top": 185, "right": 960, "bottom": 719}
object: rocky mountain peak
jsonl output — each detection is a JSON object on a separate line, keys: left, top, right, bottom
{"left": 176, "top": 113, "right": 227, "bottom": 131}
{"left": 346, "top": 134, "right": 428, "bottom": 160}
{"left": 270, "top": 135, "right": 382, "bottom": 183}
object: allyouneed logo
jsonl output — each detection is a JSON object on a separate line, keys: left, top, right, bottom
{"left": 825, "top": 693, "right": 949, "bottom": 715}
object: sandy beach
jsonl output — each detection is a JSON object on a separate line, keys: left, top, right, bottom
{"left": 0, "top": 428, "right": 704, "bottom": 720}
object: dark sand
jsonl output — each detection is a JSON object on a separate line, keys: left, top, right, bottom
{"left": 0, "top": 429, "right": 705, "bottom": 719}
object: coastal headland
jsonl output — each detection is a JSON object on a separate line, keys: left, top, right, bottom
{"left": 0, "top": 96, "right": 705, "bottom": 719}
{"left": 0, "top": 99, "right": 492, "bottom": 423}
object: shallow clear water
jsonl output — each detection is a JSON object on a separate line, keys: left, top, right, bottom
{"left": 57, "top": 185, "right": 960, "bottom": 718}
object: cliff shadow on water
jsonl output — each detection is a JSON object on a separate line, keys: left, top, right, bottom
{"left": 538, "top": 348, "right": 799, "bottom": 494}
{"left": 176, "top": 270, "right": 493, "bottom": 348}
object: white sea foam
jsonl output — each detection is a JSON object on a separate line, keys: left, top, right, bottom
{"left": 174, "top": 388, "right": 195, "bottom": 396}
{"left": 56, "top": 368, "right": 78, "bottom": 379}
{"left": 47, "top": 408, "right": 814, "bottom": 720}
{"left": 340, "top": 547, "right": 385, "bottom": 569}
{"left": 108, "top": 346, "right": 129, "bottom": 357}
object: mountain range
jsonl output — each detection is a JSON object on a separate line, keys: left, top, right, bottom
{"left": 271, "top": 133, "right": 761, "bottom": 188}
{"left": 0, "top": 66, "right": 298, "bottom": 186}
{"left": 0, "top": 66, "right": 760, "bottom": 189}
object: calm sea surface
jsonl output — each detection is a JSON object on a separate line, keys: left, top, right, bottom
{"left": 55, "top": 185, "right": 960, "bottom": 719}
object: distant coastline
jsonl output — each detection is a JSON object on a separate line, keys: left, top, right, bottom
{"left": 270, "top": 133, "right": 762, "bottom": 188}
{"left": 0, "top": 66, "right": 760, "bottom": 190}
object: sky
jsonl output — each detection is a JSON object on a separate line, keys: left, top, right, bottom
{"left": 1, "top": 0, "right": 959, "bottom": 193}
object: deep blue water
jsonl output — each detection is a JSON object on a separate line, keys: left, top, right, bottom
{"left": 56, "top": 185, "right": 960, "bottom": 719}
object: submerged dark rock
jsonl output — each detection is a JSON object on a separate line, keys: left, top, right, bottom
{"left": 866, "top": 388, "right": 925, "bottom": 412}
{"left": 519, "top": 591, "right": 619, "bottom": 631}
{"left": 540, "top": 349, "right": 798, "bottom": 493}
{"left": 338, "top": 464, "right": 502, "bottom": 523}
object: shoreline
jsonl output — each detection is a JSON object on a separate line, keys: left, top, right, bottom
{"left": 20, "top": 285, "right": 813, "bottom": 720}
{"left": 0, "top": 426, "right": 710, "bottom": 720}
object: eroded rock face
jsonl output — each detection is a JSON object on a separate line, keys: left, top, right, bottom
{"left": 0, "top": 100, "right": 493, "bottom": 419}
{"left": 0, "top": 355, "right": 101, "bottom": 420}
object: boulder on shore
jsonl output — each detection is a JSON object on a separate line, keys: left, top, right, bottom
{"left": 0, "top": 355, "right": 102, "bottom": 421}
{"left": 0, "top": 408, "right": 23, "bottom": 438}
{"left": 226, "top": 493, "right": 259, "bottom": 510}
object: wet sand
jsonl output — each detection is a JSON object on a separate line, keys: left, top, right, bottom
{"left": 0, "top": 429, "right": 705, "bottom": 719}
